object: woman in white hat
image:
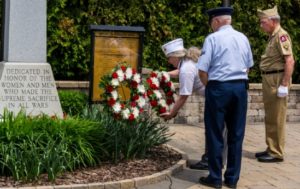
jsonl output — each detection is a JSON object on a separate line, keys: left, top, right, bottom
{"left": 160, "top": 38, "right": 205, "bottom": 120}
{"left": 161, "top": 38, "right": 228, "bottom": 171}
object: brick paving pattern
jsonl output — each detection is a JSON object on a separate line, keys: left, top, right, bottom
{"left": 141, "top": 123, "right": 300, "bottom": 189}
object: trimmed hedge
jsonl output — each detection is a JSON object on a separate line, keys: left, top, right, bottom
{"left": 18, "top": 1, "right": 300, "bottom": 82}
{"left": 58, "top": 90, "right": 88, "bottom": 116}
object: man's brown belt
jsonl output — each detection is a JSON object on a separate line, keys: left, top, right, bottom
{"left": 261, "top": 69, "right": 284, "bottom": 75}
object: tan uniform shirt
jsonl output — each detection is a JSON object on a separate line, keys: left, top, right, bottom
{"left": 260, "top": 25, "right": 293, "bottom": 71}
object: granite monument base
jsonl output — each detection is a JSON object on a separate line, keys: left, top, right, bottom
{"left": 0, "top": 62, "right": 63, "bottom": 118}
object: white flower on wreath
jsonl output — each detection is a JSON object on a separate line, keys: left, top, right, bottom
{"left": 137, "top": 96, "right": 146, "bottom": 107}
{"left": 112, "top": 102, "right": 122, "bottom": 113}
{"left": 125, "top": 68, "right": 133, "bottom": 79}
{"left": 122, "top": 108, "right": 130, "bottom": 119}
{"left": 132, "top": 107, "right": 139, "bottom": 118}
{"left": 116, "top": 69, "right": 125, "bottom": 81}
{"left": 150, "top": 77, "right": 160, "bottom": 88}
{"left": 158, "top": 99, "right": 167, "bottom": 107}
{"left": 173, "top": 93, "right": 177, "bottom": 100}
{"left": 111, "top": 78, "right": 119, "bottom": 87}
{"left": 133, "top": 74, "right": 141, "bottom": 83}
{"left": 137, "top": 84, "right": 145, "bottom": 94}
{"left": 160, "top": 71, "right": 170, "bottom": 81}
{"left": 170, "top": 82, "right": 175, "bottom": 91}
{"left": 153, "top": 90, "right": 162, "bottom": 99}
{"left": 111, "top": 90, "right": 118, "bottom": 100}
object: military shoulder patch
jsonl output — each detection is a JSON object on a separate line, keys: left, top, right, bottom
{"left": 280, "top": 35, "right": 287, "bottom": 42}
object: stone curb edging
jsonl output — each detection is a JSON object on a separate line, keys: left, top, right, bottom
{"left": 7, "top": 145, "right": 187, "bottom": 189}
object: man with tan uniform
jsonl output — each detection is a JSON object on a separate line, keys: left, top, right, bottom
{"left": 256, "top": 6, "right": 295, "bottom": 163}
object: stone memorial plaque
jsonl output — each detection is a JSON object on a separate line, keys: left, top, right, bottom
{"left": 0, "top": 63, "right": 63, "bottom": 117}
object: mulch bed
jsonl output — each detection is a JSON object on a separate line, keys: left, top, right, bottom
{"left": 0, "top": 145, "right": 182, "bottom": 187}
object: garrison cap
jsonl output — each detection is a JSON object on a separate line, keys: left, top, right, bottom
{"left": 207, "top": 7, "right": 233, "bottom": 23}
{"left": 257, "top": 6, "right": 279, "bottom": 19}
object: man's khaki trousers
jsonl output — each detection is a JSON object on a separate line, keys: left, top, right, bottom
{"left": 262, "top": 73, "right": 289, "bottom": 159}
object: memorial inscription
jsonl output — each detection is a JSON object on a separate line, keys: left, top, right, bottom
{"left": 0, "top": 64, "right": 62, "bottom": 116}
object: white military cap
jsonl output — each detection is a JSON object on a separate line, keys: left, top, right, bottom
{"left": 161, "top": 38, "right": 185, "bottom": 57}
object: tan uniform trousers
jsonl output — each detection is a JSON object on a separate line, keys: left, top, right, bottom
{"left": 262, "top": 73, "right": 289, "bottom": 159}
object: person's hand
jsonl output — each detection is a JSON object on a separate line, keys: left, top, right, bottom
{"left": 277, "top": 85, "right": 288, "bottom": 98}
{"left": 160, "top": 112, "right": 175, "bottom": 121}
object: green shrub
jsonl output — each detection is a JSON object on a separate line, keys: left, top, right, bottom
{"left": 0, "top": 110, "right": 104, "bottom": 181}
{"left": 81, "top": 105, "right": 173, "bottom": 162}
{"left": 58, "top": 90, "right": 88, "bottom": 116}
{"left": 0, "top": 107, "right": 172, "bottom": 181}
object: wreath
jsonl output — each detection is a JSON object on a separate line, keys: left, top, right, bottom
{"left": 145, "top": 71, "right": 176, "bottom": 116}
{"left": 100, "top": 64, "right": 176, "bottom": 120}
{"left": 99, "top": 64, "right": 146, "bottom": 121}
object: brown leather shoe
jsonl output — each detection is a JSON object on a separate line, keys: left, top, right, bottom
{"left": 257, "top": 154, "right": 283, "bottom": 163}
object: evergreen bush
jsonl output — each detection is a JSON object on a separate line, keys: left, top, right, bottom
{"left": 45, "top": 0, "right": 299, "bottom": 83}
{"left": 3, "top": 1, "right": 300, "bottom": 80}
{"left": 58, "top": 90, "right": 88, "bottom": 116}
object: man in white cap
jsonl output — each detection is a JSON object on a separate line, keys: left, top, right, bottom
{"left": 197, "top": 6, "right": 253, "bottom": 189}
{"left": 255, "top": 6, "right": 295, "bottom": 163}
{"left": 160, "top": 38, "right": 205, "bottom": 120}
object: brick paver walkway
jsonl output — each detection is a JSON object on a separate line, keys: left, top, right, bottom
{"left": 141, "top": 123, "right": 300, "bottom": 189}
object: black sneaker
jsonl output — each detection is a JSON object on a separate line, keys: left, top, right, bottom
{"left": 255, "top": 151, "right": 268, "bottom": 158}
{"left": 224, "top": 181, "right": 237, "bottom": 189}
{"left": 201, "top": 152, "right": 208, "bottom": 162}
{"left": 199, "top": 177, "right": 222, "bottom": 188}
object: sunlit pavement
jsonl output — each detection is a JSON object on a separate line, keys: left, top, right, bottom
{"left": 140, "top": 123, "right": 300, "bottom": 189}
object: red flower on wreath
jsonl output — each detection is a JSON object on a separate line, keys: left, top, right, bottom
{"left": 131, "top": 81, "right": 138, "bottom": 88}
{"left": 159, "top": 107, "right": 167, "bottom": 114}
{"left": 166, "top": 91, "right": 173, "bottom": 96}
{"left": 166, "top": 98, "right": 174, "bottom": 105}
{"left": 150, "top": 100, "right": 158, "bottom": 107}
{"left": 128, "top": 114, "right": 135, "bottom": 121}
{"left": 106, "top": 85, "right": 113, "bottom": 93}
{"left": 147, "top": 90, "right": 153, "bottom": 96}
{"left": 145, "top": 71, "right": 176, "bottom": 116}
{"left": 112, "top": 72, "right": 118, "bottom": 79}
{"left": 121, "top": 65, "right": 126, "bottom": 72}
{"left": 108, "top": 98, "right": 116, "bottom": 106}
